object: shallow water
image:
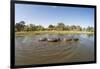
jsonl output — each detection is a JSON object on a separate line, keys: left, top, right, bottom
{"left": 15, "top": 34, "right": 94, "bottom": 65}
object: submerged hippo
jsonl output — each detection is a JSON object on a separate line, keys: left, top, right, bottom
{"left": 38, "top": 37, "right": 79, "bottom": 42}
{"left": 63, "top": 38, "right": 79, "bottom": 42}
{"left": 39, "top": 37, "right": 47, "bottom": 41}
{"left": 47, "top": 38, "right": 60, "bottom": 42}
{"left": 73, "top": 38, "right": 79, "bottom": 41}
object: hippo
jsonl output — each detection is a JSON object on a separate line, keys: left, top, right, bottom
{"left": 63, "top": 38, "right": 79, "bottom": 42}
{"left": 47, "top": 38, "right": 60, "bottom": 42}
{"left": 39, "top": 37, "right": 47, "bottom": 41}
{"left": 73, "top": 38, "right": 79, "bottom": 41}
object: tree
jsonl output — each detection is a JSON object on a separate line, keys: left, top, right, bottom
{"left": 48, "top": 25, "right": 55, "bottom": 30}
{"left": 76, "top": 25, "right": 82, "bottom": 31}
{"left": 70, "top": 25, "right": 77, "bottom": 31}
{"left": 65, "top": 25, "right": 70, "bottom": 31}
{"left": 86, "top": 26, "right": 94, "bottom": 32}
{"left": 82, "top": 27, "right": 86, "bottom": 31}
{"left": 29, "top": 24, "right": 36, "bottom": 31}
{"left": 56, "top": 23, "right": 65, "bottom": 31}
{"left": 15, "top": 21, "right": 25, "bottom": 31}
{"left": 15, "top": 21, "right": 94, "bottom": 32}
{"left": 36, "top": 25, "right": 44, "bottom": 31}
{"left": 23, "top": 25, "right": 31, "bottom": 31}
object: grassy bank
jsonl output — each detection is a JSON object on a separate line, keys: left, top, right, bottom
{"left": 15, "top": 31, "right": 94, "bottom": 36}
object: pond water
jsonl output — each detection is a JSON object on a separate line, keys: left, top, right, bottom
{"left": 15, "top": 34, "right": 94, "bottom": 65}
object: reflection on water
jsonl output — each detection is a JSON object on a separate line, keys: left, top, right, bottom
{"left": 15, "top": 34, "right": 94, "bottom": 65}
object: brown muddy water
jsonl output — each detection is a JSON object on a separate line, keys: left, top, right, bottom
{"left": 15, "top": 34, "right": 94, "bottom": 66}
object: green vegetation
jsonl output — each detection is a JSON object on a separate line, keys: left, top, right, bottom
{"left": 16, "top": 31, "right": 94, "bottom": 36}
{"left": 15, "top": 21, "right": 94, "bottom": 36}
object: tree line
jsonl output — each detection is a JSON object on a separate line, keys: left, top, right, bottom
{"left": 15, "top": 21, "right": 94, "bottom": 32}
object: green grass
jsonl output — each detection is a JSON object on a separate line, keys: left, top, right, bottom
{"left": 15, "top": 31, "right": 94, "bottom": 36}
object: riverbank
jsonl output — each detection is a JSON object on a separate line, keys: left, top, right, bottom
{"left": 15, "top": 31, "right": 94, "bottom": 36}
